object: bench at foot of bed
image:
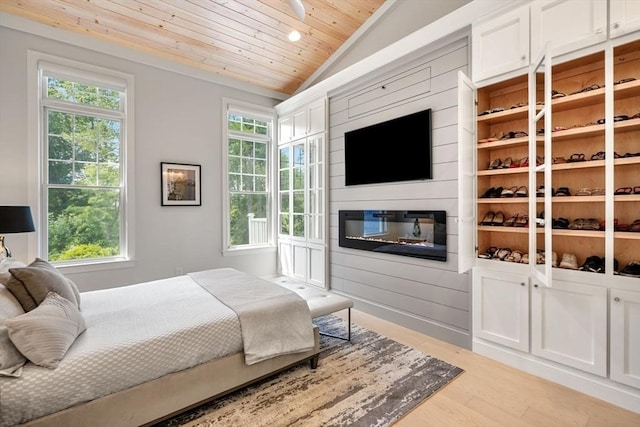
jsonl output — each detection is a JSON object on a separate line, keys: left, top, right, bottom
{"left": 270, "top": 277, "right": 354, "bottom": 341}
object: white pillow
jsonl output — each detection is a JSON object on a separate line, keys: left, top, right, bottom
{"left": 6, "top": 292, "right": 86, "bottom": 369}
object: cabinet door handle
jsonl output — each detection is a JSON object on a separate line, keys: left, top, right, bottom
{"left": 612, "top": 22, "right": 620, "bottom": 30}
{"left": 521, "top": 55, "right": 526, "bottom": 61}
{"left": 614, "top": 297, "right": 621, "bottom": 302}
{"left": 520, "top": 282, "right": 525, "bottom": 286}
{"left": 596, "top": 28, "right": 603, "bottom": 35}
{"left": 534, "top": 284, "right": 538, "bottom": 288}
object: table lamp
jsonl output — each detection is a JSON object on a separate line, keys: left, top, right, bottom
{"left": 0, "top": 206, "right": 35, "bottom": 258}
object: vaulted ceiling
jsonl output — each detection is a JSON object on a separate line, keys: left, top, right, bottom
{"left": 0, "top": 0, "right": 387, "bottom": 95}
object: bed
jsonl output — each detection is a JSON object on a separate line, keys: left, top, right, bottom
{"left": 0, "top": 262, "right": 319, "bottom": 427}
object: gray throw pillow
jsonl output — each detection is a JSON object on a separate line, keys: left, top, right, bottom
{"left": 0, "top": 284, "right": 28, "bottom": 377}
{"left": 5, "top": 258, "right": 80, "bottom": 312}
{"left": 6, "top": 291, "right": 86, "bottom": 369}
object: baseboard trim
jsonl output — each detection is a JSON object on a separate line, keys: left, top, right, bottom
{"left": 335, "top": 293, "right": 471, "bottom": 349}
{"left": 473, "top": 339, "right": 640, "bottom": 413}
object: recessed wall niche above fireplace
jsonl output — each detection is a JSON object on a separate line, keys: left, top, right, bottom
{"left": 339, "top": 210, "right": 447, "bottom": 261}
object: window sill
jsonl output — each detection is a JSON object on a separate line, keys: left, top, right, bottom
{"left": 54, "top": 258, "right": 135, "bottom": 274}
{"left": 223, "top": 245, "right": 276, "bottom": 257}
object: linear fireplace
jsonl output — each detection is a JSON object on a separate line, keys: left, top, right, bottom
{"left": 339, "top": 210, "right": 447, "bottom": 261}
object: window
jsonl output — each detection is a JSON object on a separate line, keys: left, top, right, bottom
{"left": 224, "top": 101, "right": 274, "bottom": 250}
{"left": 36, "top": 57, "right": 133, "bottom": 265}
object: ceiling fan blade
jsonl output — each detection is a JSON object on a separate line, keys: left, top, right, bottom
{"left": 288, "top": 0, "right": 305, "bottom": 20}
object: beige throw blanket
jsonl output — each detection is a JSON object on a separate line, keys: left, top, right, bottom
{"left": 189, "top": 268, "right": 315, "bottom": 365}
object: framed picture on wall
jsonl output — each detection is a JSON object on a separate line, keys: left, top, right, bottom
{"left": 160, "top": 162, "right": 201, "bottom": 206}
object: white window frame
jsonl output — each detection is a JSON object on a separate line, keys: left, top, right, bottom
{"left": 222, "top": 98, "right": 276, "bottom": 255}
{"left": 27, "top": 51, "right": 135, "bottom": 273}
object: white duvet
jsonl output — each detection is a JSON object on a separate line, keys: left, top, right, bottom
{"left": 0, "top": 275, "right": 243, "bottom": 426}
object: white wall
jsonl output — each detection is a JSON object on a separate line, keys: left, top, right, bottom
{"left": 328, "top": 36, "right": 471, "bottom": 348}
{"left": 0, "top": 26, "right": 280, "bottom": 291}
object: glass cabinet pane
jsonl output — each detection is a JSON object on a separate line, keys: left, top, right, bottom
{"left": 613, "top": 40, "right": 640, "bottom": 277}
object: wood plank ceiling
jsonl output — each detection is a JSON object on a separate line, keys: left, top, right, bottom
{"left": 0, "top": 0, "right": 386, "bottom": 95}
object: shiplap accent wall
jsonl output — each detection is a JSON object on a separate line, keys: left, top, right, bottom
{"left": 327, "top": 37, "right": 471, "bottom": 348}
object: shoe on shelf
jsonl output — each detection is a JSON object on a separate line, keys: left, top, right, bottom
{"left": 552, "top": 217, "right": 570, "bottom": 229}
{"left": 480, "top": 187, "right": 496, "bottom": 198}
{"left": 569, "top": 218, "right": 585, "bottom": 230}
{"left": 500, "top": 186, "right": 518, "bottom": 197}
{"left": 505, "top": 250, "right": 523, "bottom": 263}
{"left": 480, "top": 211, "right": 495, "bottom": 226}
{"left": 495, "top": 248, "right": 512, "bottom": 261}
{"left": 478, "top": 246, "right": 498, "bottom": 259}
{"left": 505, "top": 213, "right": 519, "bottom": 227}
{"left": 559, "top": 253, "right": 579, "bottom": 270}
{"left": 489, "top": 158, "right": 503, "bottom": 169}
{"left": 491, "top": 211, "right": 505, "bottom": 226}
{"left": 579, "top": 256, "right": 604, "bottom": 273}
{"left": 515, "top": 186, "right": 528, "bottom": 197}
{"left": 620, "top": 260, "right": 640, "bottom": 277}
{"left": 490, "top": 186, "right": 504, "bottom": 198}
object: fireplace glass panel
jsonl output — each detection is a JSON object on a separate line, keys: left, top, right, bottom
{"left": 339, "top": 210, "right": 447, "bottom": 261}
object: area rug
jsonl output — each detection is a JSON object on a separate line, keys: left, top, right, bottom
{"left": 156, "top": 315, "right": 463, "bottom": 427}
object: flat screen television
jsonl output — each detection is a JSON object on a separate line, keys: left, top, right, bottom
{"left": 344, "top": 109, "right": 432, "bottom": 186}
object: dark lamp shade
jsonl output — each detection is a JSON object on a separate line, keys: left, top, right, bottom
{"left": 0, "top": 206, "right": 36, "bottom": 233}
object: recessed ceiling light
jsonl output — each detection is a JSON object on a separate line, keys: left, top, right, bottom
{"left": 288, "top": 30, "right": 301, "bottom": 42}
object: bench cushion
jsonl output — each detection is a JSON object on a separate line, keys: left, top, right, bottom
{"left": 271, "top": 280, "right": 353, "bottom": 318}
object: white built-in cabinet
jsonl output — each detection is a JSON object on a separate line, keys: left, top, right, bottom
{"left": 531, "top": 280, "right": 608, "bottom": 376}
{"left": 472, "top": 268, "right": 530, "bottom": 352}
{"left": 277, "top": 98, "right": 326, "bottom": 143}
{"left": 530, "top": 0, "right": 608, "bottom": 60}
{"left": 610, "top": 288, "right": 640, "bottom": 388}
{"left": 277, "top": 98, "right": 327, "bottom": 288}
{"left": 473, "top": 0, "right": 640, "bottom": 83}
{"left": 472, "top": 6, "right": 530, "bottom": 82}
{"left": 610, "top": 0, "right": 640, "bottom": 38}
{"left": 461, "top": 20, "right": 640, "bottom": 409}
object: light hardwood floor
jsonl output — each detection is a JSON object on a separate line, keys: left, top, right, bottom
{"left": 338, "top": 309, "right": 639, "bottom": 427}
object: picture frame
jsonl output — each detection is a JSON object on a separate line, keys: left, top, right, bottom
{"left": 160, "top": 162, "right": 201, "bottom": 206}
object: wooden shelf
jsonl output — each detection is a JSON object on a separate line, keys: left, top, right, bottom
{"left": 479, "top": 81, "right": 639, "bottom": 119}
{"left": 477, "top": 229, "right": 640, "bottom": 239}
{"left": 550, "top": 76, "right": 639, "bottom": 113}
{"left": 552, "top": 88, "right": 605, "bottom": 112}
{"left": 614, "top": 195, "right": 640, "bottom": 202}
{"left": 477, "top": 105, "right": 542, "bottom": 124}
{"left": 552, "top": 160, "right": 605, "bottom": 170}
{"left": 552, "top": 195, "right": 605, "bottom": 203}
{"left": 478, "top": 226, "right": 541, "bottom": 233}
{"left": 615, "top": 157, "right": 640, "bottom": 166}
{"left": 478, "top": 167, "right": 528, "bottom": 176}
{"left": 476, "top": 195, "right": 640, "bottom": 203}
{"left": 477, "top": 198, "right": 529, "bottom": 204}
{"left": 550, "top": 118, "right": 640, "bottom": 141}
{"left": 615, "top": 231, "right": 640, "bottom": 240}
{"left": 477, "top": 136, "right": 543, "bottom": 150}
{"left": 552, "top": 229, "right": 604, "bottom": 238}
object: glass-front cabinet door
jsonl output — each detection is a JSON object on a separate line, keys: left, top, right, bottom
{"left": 277, "top": 131, "right": 326, "bottom": 288}
{"left": 612, "top": 40, "right": 640, "bottom": 278}
{"left": 292, "top": 141, "right": 306, "bottom": 239}
{"left": 307, "top": 133, "right": 324, "bottom": 243}
{"left": 278, "top": 145, "right": 291, "bottom": 237}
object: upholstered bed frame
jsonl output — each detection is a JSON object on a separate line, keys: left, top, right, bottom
{"left": 22, "top": 329, "right": 319, "bottom": 427}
